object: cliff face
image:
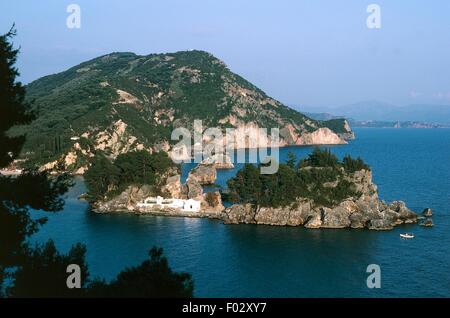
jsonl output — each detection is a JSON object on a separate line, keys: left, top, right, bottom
{"left": 221, "top": 170, "right": 418, "bottom": 230}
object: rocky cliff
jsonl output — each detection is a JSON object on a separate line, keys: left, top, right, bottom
{"left": 221, "top": 170, "right": 418, "bottom": 230}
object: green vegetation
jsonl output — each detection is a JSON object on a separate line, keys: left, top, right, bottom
{"left": 9, "top": 241, "right": 193, "bottom": 297}
{"left": 322, "top": 118, "right": 349, "bottom": 133}
{"left": 13, "top": 49, "right": 349, "bottom": 169}
{"left": 227, "top": 148, "right": 370, "bottom": 208}
{"left": 299, "top": 147, "right": 339, "bottom": 168}
{"left": 87, "top": 247, "right": 193, "bottom": 298}
{"left": 84, "top": 150, "right": 178, "bottom": 201}
{"left": 342, "top": 154, "right": 370, "bottom": 173}
{"left": 0, "top": 27, "right": 193, "bottom": 298}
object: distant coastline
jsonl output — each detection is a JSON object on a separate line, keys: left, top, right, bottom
{"left": 350, "top": 121, "right": 450, "bottom": 129}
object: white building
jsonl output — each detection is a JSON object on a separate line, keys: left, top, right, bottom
{"left": 137, "top": 196, "right": 201, "bottom": 212}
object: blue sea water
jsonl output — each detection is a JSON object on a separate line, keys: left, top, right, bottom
{"left": 31, "top": 128, "right": 450, "bottom": 297}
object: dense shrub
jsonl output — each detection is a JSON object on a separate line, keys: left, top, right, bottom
{"left": 85, "top": 151, "right": 178, "bottom": 201}
{"left": 227, "top": 148, "right": 368, "bottom": 208}
{"left": 342, "top": 155, "right": 370, "bottom": 173}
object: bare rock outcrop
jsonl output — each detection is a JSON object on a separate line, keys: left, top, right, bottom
{"left": 422, "top": 208, "right": 433, "bottom": 217}
{"left": 200, "top": 154, "right": 234, "bottom": 169}
{"left": 202, "top": 191, "right": 225, "bottom": 215}
{"left": 187, "top": 164, "right": 217, "bottom": 185}
{"left": 420, "top": 219, "right": 434, "bottom": 227}
{"left": 185, "top": 178, "right": 203, "bottom": 200}
{"left": 94, "top": 184, "right": 153, "bottom": 213}
{"left": 161, "top": 175, "right": 183, "bottom": 199}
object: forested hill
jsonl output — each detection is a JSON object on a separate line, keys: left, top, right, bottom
{"left": 13, "top": 50, "right": 352, "bottom": 173}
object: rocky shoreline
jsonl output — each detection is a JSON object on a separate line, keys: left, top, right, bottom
{"left": 91, "top": 165, "right": 422, "bottom": 231}
{"left": 221, "top": 169, "right": 418, "bottom": 230}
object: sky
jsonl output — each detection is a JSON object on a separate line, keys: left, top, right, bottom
{"left": 1, "top": 0, "right": 450, "bottom": 108}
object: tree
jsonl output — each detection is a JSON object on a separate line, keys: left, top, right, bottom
{"left": 0, "top": 26, "right": 33, "bottom": 167}
{"left": 0, "top": 26, "right": 72, "bottom": 297}
{"left": 285, "top": 151, "right": 297, "bottom": 169}
{"left": 87, "top": 247, "right": 193, "bottom": 298}
{"left": 7, "top": 240, "right": 89, "bottom": 298}
{"left": 226, "top": 148, "right": 366, "bottom": 209}
{"left": 227, "top": 163, "right": 262, "bottom": 207}
{"left": 85, "top": 151, "right": 178, "bottom": 201}
{"left": 342, "top": 155, "right": 370, "bottom": 173}
{"left": 299, "top": 147, "right": 339, "bottom": 168}
{"left": 84, "top": 155, "right": 121, "bottom": 200}
{"left": 0, "top": 27, "right": 194, "bottom": 298}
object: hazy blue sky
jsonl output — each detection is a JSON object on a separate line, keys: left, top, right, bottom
{"left": 1, "top": 0, "right": 450, "bottom": 107}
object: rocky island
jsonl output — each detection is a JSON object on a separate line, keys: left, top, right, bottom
{"left": 85, "top": 148, "right": 419, "bottom": 231}
{"left": 222, "top": 148, "right": 418, "bottom": 230}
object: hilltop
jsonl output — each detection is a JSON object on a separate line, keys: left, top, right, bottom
{"left": 14, "top": 50, "right": 352, "bottom": 173}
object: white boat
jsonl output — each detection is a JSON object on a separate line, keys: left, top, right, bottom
{"left": 400, "top": 233, "right": 414, "bottom": 239}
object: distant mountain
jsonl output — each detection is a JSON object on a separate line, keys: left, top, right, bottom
{"left": 295, "top": 100, "right": 450, "bottom": 124}
{"left": 302, "top": 112, "right": 344, "bottom": 121}
{"left": 303, "top": 111, "right": 449, "bottom": 129}
{"left": 349, "top": 120, "right": 450, "bottom": 129}
{"left": 15, "top": 50, "right": 352, "bottom": 173}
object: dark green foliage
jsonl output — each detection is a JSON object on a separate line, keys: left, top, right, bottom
{"left": 84, "top": 155, "right": 121, "bottom": 200}
{"left": 0, "top": 27, "right": 72, "bottom": 297}
{"left": 15, "top": 49, "right": 347, "bottom": 169}
{"left": 6, "top": 243, "right": 193, "bottom": 298}
{"left": 0, "top": 170, "right": 73, "bottom": 211}
{"left": 7, "top": 240, "right": 89, "bottom": 297}
{"left": 322, "top": 118, "right": 348, "bottom": 133}
{"left": 0, "top": 26, "right": 34, "bottom": 167}
{"left": 286, "top": 151, "right": 297, "bottom": 169}
{"left": 299, "top": 147, "right": 339, "bottom": 168}
{"left": 85, "top": 151, "right": 178, "bottom": 201}
{"left": 1, "top": 29, "right": 193, "bottom": 298}
{"left": 87, "top": 247, "right": 193, "bottom": 298}
{"left": 343, "top": 154, "right": 370, "bottom": 173}
{"left": 227, "top": 148, "right": 368, "bottom": 208}
{"left": 227, "top": 164, "right": 262, "bottom": 206}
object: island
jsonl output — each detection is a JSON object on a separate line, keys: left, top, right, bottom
{"left": 84, "top": 148, "right": 419, "bottom": 231}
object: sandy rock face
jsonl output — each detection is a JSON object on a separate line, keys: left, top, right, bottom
{"left": 297, "top": 127, "right": 346, "bottom": 145}
{"left": 304, "top": 211, "right": 322, "bottom": 229}
{"left": 222, "top": 204, "right": 255, "bottom": 224}
{"left": 202, "top": 191, "right": 225, "bottom": 215}
{"left": 161, "top": 175, "right": 183, "bottom": 199}
{"left": 185, "top": 178, "right": 203, "bottom": 201}
{"left": 200, "top": 154, "right": 234, "bottom": 169}
{"left": 187, "top": 165, "right": 217, "bottom": 185}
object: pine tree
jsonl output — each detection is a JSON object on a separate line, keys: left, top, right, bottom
{"left": 0, "top": 26, "right": 72, "bottom": 297}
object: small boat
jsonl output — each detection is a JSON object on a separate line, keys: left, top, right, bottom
{"left": 400, "top": 233, "right": 414, "bottom": 239}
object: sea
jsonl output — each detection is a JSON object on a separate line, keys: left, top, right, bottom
{"left": 31, "top": 128, "right": 450, "bottom": 297}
